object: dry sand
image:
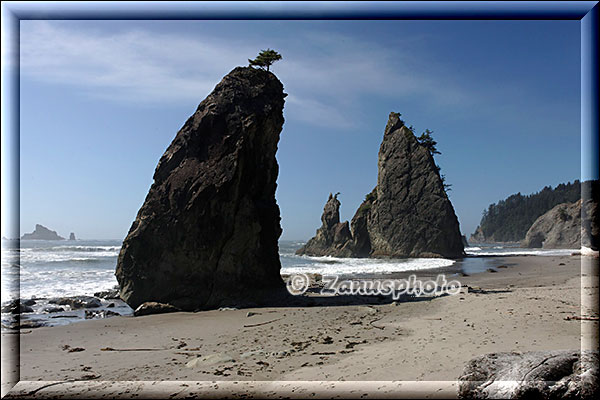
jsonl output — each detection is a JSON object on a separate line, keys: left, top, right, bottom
{"left": 3, "top": 254, "right": 598, "bottom": 398}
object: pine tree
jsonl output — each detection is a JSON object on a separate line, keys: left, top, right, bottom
{"left": 248, "top": 49, "right": 282, "bottom": 72}
{"left": 417, "top": 129, "right": 441, "bottom": 155}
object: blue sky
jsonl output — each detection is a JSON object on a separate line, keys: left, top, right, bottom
{"left": 18, "top": 20, "right": 580, "bottom": 240}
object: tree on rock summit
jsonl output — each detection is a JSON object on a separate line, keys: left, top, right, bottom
{"left": 248, "top": 49, "right": 282, "bottom": 72}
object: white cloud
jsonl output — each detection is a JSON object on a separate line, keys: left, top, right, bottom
{"left": 19, "top": 21, "right": 472, "bottom": 129}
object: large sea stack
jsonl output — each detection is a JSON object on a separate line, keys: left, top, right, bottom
{"left": 297, "top": 112, "right": 464, "bottom": 258}
{"left": 21, "top": 224, "right": 65, "bottom": 240}
{"left": 116, "top": 67, "right": 286, "bottom": 311}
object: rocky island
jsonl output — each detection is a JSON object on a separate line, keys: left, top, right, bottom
{"left": 297, "top": 112, "right": 464, "bottom": 259}
{"left": 20, "top": 224, "right": 65, "bottom": 240}
{"left": 116, "top": 66, "right": 287, "bottom": 311}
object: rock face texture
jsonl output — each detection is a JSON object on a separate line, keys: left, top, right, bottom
{"left": 298, "top": 112, "right": 464, "bottom": 258}
{"left": 458, "top": 350, "right": 598, "bottom": 399}
{"left": 21, "top": 224, "right": 64, "bottom": 240}
{"left": 523, "top": 201, "right": 581, "bottom": 249}
{"left": 116, "top": 67, "right": 286, "bottom": 311}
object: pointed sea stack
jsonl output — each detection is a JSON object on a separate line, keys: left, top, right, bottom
{"left": 363, "top": 112, "right": 464, "bottom": 258}
{"left": 116, "top": 67, "right": 286, "bottom": 311}
{"left": 296, "top": 193, "right": 354, "bottom": 257}
{"left": 299, "top": 112, "right": 464, "bottom": 258}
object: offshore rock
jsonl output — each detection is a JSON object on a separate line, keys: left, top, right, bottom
{"left": 299, "top": 112, "right": 464, "bottom": 258}
{"left": 116, "top": 67, "right": 286, "bottom": 311}
{"left": 362, "top": 112, "right": 464, "bottom": 258}
{"left": 296, "top": 193, "right": 354, "bottom": 257}
{"left": 469, "top": 226, "right": 486, "bottom": 243}
{"left": 21, "top": 224, "right": 64, "bottom": 240}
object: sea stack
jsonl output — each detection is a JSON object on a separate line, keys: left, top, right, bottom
{"left": 298, "top": 112, "right": 464, "bottom": 258}
{"left": 21, "top": 224, "right": 65, "bottom": 240}
{"left": 296, "top": 193, "right": 354, "bottom": 257}
{"left": 116, "top": 67, "right": 286, "bottom": 311}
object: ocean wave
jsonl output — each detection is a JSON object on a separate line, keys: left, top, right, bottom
{"left": 29, "top": 246, "right": 121, "bottom": 252}
{"left": 282, "top": 257, "right": 455, "bottom": 275}
{"left": 465, "top": 248, "right": 578, "bottom": 256}
{"left": 19, "top": 249, "right": 119, "bottom": 263}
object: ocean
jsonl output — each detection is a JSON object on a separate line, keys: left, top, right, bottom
{"left": 1, "top": 239, "right": 578, "bottom": 328}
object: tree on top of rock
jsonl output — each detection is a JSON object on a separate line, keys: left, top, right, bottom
{"left": 248, "top": 49, "right": 282, "bottom": 72}
{"left": 417, "top": 129, "right": 441, "bottom": 155}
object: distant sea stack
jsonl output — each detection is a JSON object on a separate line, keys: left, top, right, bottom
{"left": 297, "top": 112, "right": 464, "bottom": 259}
{"left": 116, "top": 67, "right": 286, "bottom": 311}
{"left": 296, "top": 193, "right": 354, "bottom": 257}
{"left": 21, "top": 224, "right": 64, "bottom": 240}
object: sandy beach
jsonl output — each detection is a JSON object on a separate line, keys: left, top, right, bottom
{"left": 2, "top": 254, "right": 597, "bottom": 398}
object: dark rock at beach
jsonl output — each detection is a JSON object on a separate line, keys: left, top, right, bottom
{"left": 116, "top": 67, "right": 286, "bottom": 311}
{"left": 458, "top": 350, "right": 598, "bottom": 399}
{"left": 523, "top": 201, "right": 581, "bottom": 249}
{"left": 69, "top": 232, "right": 76, "bottom": 240}
{"left": 49, "top": 296, "right": 102, "bottom": 309}
{"left": 298, "top": 112, "right": 464, "bottom": 258}
{"left": 1, "top": 300, "right": 34, "bottom": 314}
{"left": 85, "top": 309, "right": 121, "bottom": 319}
{"left": 296, "top": 193, "right": 354, "bottom": 257}
{"left": 43, "top": 306, "right": 65, "bottom": 313}
{"left": 93, "top": 289, "right": 120, "bottom": 299}
{"left": 134, "top": 302, "right": 180, "bottom": 317}
{"left": 19, "top": 320, "right": 47, "bottom": 329}
{"left": 21, "top": 224, "right": 64, "bottom": 240}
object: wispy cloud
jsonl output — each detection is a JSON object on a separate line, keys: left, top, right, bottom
{"left": 20, "top": 21, "right": 472, "bottom": 129}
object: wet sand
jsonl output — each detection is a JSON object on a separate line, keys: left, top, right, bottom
{"left": 3, "top": 254, "right": 597, "bottom": 398}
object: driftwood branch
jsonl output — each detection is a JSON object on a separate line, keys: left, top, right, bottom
{"left": 27, "top": 375, "right": 101, "bottom": 396}
{"left": 243, "top": 318, "right": 282, "bottom": 328}
{"left": 100, "top": 347, "right": 165, "bottom": 352}
{"left": 369, "top": 317, "right": 385, "bottom": 330}
{"left": 564, "top": 315, "right": 599, "bottom": 321}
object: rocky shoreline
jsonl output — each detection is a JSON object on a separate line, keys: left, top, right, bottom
{"left": 4, "top": 254, "right": 595, "bottom": 399}
{"left": 1, "top": 288, "right": 132, "bottom": 330}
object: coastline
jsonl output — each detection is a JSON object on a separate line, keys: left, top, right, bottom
{"left": 5, "top": 253, "right": 595, "bottom": 398}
